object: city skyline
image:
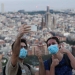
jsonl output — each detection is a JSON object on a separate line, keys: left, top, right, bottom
{"left": 0, "top": 0, "right": 75, "bottom": 12}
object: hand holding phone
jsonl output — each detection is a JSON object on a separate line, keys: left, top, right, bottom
{"left": 28, "top": 25, "right": 37, "bottom": 32}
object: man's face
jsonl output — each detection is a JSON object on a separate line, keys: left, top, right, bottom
{"left": 19, "top": 42, "right": 27, "bottom": 60}
{"left": 47, "top": 39, "right": 58, "bottom": 47}
{"left": 20, "top": 42, "right": 26, "bottom": 49}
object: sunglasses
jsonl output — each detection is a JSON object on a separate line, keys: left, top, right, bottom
{"left": 21, "top": 46, "right": 26, "bottom": 48}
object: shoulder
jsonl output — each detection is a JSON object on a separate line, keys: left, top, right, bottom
{"left": 6, "top": 58, "right": 18, "bottom": 71}
{"left": 5, "top": 59, "right": 19, "bottom": 75}
{"left": 63, "top": 54, "right": 72, "bottom": 68}
{"left": 63, "top": 54, "right": 70, "bottom": 60}
{"left": 6, "top": 58, "right": 18, "bottom": 68}
{"left": 63, "top": 54, "right": 71, "bottom": 63}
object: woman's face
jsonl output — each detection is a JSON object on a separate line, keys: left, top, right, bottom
{"left": 47, "top": 39, "right": 58, "bottom": 47}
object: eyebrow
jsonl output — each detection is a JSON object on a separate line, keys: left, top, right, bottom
{"left": 48, "top": 42, "right": 56, "bottom": 45}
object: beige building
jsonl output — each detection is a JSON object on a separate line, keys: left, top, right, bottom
{"left": 31, "top": 44, "right": 49, "bottom": 55}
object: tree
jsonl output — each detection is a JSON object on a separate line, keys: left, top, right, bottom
{"left": 24, "top": 54, "right": 52, "bottom": 66}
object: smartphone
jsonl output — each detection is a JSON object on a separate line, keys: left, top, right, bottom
{"left": 28, "top": 25, "right": 37, "bottom": 32}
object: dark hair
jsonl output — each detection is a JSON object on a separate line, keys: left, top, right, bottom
{"left": 46, "top": 36, "right": 60, "bottom": 47}
{"left": 11, "top": 38, "right": 28, "bottom": 50}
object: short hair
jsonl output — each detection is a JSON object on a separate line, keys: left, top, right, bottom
{"left": 46, "top": 36, "right": 60, "bottom": 47}
{"left": 11, "top": 38, "right": 28, "bottom": 50}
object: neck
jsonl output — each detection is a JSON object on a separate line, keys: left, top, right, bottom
{"left": 53, "top": 52, "right": 63, "bottom": 61}
{"left": 19, "top": 58, "right": 24, "bottom": 63}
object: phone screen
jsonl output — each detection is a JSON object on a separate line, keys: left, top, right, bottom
{"left": 28, "top": 25, "right": 37, "bottom": 32}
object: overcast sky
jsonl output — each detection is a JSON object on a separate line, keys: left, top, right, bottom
{"left": 0, "top": 0, "right": 75, "bottom": 12}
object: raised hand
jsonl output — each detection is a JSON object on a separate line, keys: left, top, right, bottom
{"left": 36, "top": 50, "right": 42, "bottom": 59}
{"left": 18, "top": 25, "right": 31, "bottom": 38}
{"left": 35, "top": 44, "right": 43, "bottom": 62}
{"left": 59, "top": 45, "right": 69, "bottom": 54}
{"left": 51, "top": 55, "right": 59, "bottom": 67}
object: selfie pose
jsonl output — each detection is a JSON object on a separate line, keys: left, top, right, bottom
{"left": 3, "top": 25, "right": 37, "bottom": 75}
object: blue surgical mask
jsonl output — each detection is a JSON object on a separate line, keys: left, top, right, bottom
{"left": 19, "top": 48, "right": 27, "bottom": 59}
{"left": 48, "top": 44, "right": 59, "bottom": 54}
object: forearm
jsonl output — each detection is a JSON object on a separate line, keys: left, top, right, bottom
{"left": 66, "top": 51, "right": 75, "bottom": 69}
{"left": 11, "top": 34, "right": 22, "bottom": 66}
{"left": 49, "top": 64, "right": 55, "bottom": 75}
{"left": 39, "top": 58, "right": 46, "bottom": 75}
{"left": 12, "top": 34, "right": 22, "bottom": 56}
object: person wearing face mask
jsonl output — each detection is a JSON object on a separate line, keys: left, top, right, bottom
{"left": 37, "top": 36, "right": 75, "bottom": 75}
{"left": 3, "top": 25, "right": 37, "bottom": 75}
